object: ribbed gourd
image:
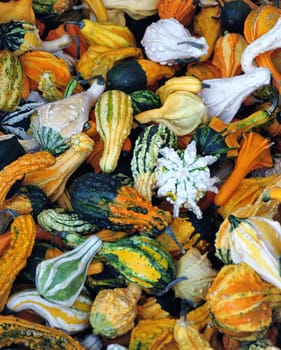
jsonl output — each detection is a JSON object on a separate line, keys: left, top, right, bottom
{"left": 7, "top": 289, "right": 92, "bottom": 333}
{"left": 215, "top": 215, "right": 281, "bottom": 290}
{"left": 0, "top": 50, "right": 24, "bottom": 112}
{"left": 37, "top": 207, "right": 97, "bottom": 235}
{"left": 131, "top": 123, "right": 177, "bottom": 201}
{"left": 95, "top": 89, "right": 134, "bottom": 173}
{"left": 98, "top": 235, "right": 176, "bottom": 293}
{"left": 70, "top": 172, "right": 172, "bottom": 235}
{"left": 35, "top": 234, "right": 102, "bottom": 306}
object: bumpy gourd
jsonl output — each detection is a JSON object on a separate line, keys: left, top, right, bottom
{"left": 0, "top": 315, "right": 85, "bottom": 349}
{"left": 70, "top": 172, "right": 172, "bottom": 235}
{"left": 98, "top": 235, "right": 176, "bottom": 293}
{"left": 36, "top": 234, "right": 102, "bottom": 306}
{"left": 0, "top": 214, "right": 37, "bottom": 312}
{"left": 206, "top": 263, "right": 281, "bottom": 341}
{"left": 89, "top": 283, "right": 142, "bottom": 338}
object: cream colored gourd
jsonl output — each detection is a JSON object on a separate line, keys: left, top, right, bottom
{"left": 141, "top": 18, "right": 208, "bottom": 65}
{"left": 103, "top": 0, "right": 158, "bottom": 19}
{"left": 135, "top": 91, "right": 208, "bottom": 136}
{"left": 198, "top": 67, "right": 271, "bottom": 123}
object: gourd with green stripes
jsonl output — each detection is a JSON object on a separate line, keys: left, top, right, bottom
{"left": 129, "top": 89, "right": 161, "bottom": 115}
{"left": 35, "top": 234, "right": 102, "bottom": 306}
{"left": 95, "top": 89, "right": 133, "bottom": 173}
{"left": 37, "top": 207, "right": 97, "bottom": 235}
{"left": 131, "top": 123, "right": 177, "bottom": 201}
{"left": 7, "top": 289, "right": 92, "bottom": 333}
{"left": 98, "top": 235, "right": 176, "bottom": 293}
{"left": 0, "top": 50, "right": 24, "bottom": 112}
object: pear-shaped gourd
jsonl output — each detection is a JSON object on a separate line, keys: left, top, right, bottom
{"left": 135, "top": 91, "right": 208, "bottom": 136}
{"left": 35, "top": 234, "right": 102, "bottom": 307}
{"left": 31, "top": 77, "right": 106, "bottom": 150}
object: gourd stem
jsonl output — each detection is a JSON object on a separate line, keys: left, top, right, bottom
{"left": 154, "top": 276, "right": 187, "bottom": 296}
{"left": 36, "top": 34, "right": 72, "bottom": 52}
{"left": 163, "top": 225, "right": 185, "bottom": 255}
{"left": 177, "top": 41, "right": 205, "bottom": 49}
{"left": 180, "top": 298, "right": 197, "bottom": 320}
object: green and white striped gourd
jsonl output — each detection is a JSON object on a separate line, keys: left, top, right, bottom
{"left": 37, "top": 207, "right": 97, "bottom": 234}
{"left": 7, "top": 289, "right": 92, "bottom": 333}
{"left": 98, "top": 235, "right": 176, "bottom": 293}
{"left": 95, "top": 89, "right": 133, "bottom": 173}
{"left": 0, "top": 50, "right": 24, "bottom": 112}
{"left": 131, "top": 123, "right": 177, "bottom": 201}
{"left": 35, "top": 234, "right": 102, "bottom": 306}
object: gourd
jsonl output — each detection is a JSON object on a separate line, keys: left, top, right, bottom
{"left": 0, "top": 214, "right": 37, "bottom": 312}
{"left": 81, "top": 0, "right": 108, "bottom": 22}
{"left": 156, "top": 76, "right": 203, "bottom": 103}
{"left": 106, "top": 58, "right": 175, "bottom": 93}
{"left": 157, "top": 0, "right": 196, "bottom": 27}
{"left": 7, "top": 289, "right": 92, "bottom": 333}
{"left": 4, "top": 184, "right": 50, "bottom": 216}
{"left": 0, "top": 101, "right": 43, "bottom": 139}
{"left": 193, "top": 6, "right": 222, "bottom": 62}
{"left": 0, "top": 50, "right": 24, "bottom": 112}
{"left": 134, "top": 91, "right": 208, "bottom": 136}
{"left": 89, "top": 282, "right": 142, "bottom": 338}
{"left": 129, "top": 89, "right": 161, "bottom": 115}
{"left": 129, "top": 318, "right": 178, "bottom": 349}
{"left": 215, "top": 215, "right": 281, "bottom": 290}
{"left": 206, "top": 262, "right": 281, "bottom": 341}
{"left": 242, "top": 4, "right": 281, "bottom": 93}
{"left": 23, "top": 133, "right": 94, "bottom": 203}
{"left": 173, "top": 247, "right": 217, "bottom": 304}
{"left": 214, "top": 132, "right": 273, "bottom": 207}
{"left": 95, "top": 90, "right": 133, "bottom": 173}
{"left": 0, "top": 151, "right": 55, "bottom": 211}
{"left": 76, "top": 45, "right": 143, "bottom": 80}
{"left": 36, "top": 234, "right": 102, "bottom": 306}
{"left": 20, "top": 50, "right": 72, "bottom": 94}
{"left": 37, "top": 207, "right": 97, "bottom": 235}
{"left": 98, "top": 235, "right": 176, "bottom": 293}
{"left": 173, "top": 316, "right": 214, "bottom": 350}
{"left": 74, "top": 19, "right": 137, "bottom": 48}
{"left": 32, "top": 0, "right": 75, "bottom": 15}
{"left": 103, "top": 0, "right": 158, "bottom": 19}
{"left": 141, "top": 18, "right": 208, "bottom": 65}
{"left": 0, "top": 0, "right": 35, "bottom": 24}
{"left": 131, "top": 123, "right": 177, "bottom": 201}
{"left": 70, "top": 172, "right": 172, "bottom": 235}
{"left": 30, "top": 77, "right": 105, "bottom": 148}
{"left": 0, "top": 315, "right": 85, "bottom": 349}
{"left": 0, "top": 20, "right": 72, "bottom": 56}
{"left": 198, "top": 67, "right": 271, "bottom": 123}
{"left": 218, "top": 0, "right": 252, "bottom": 34}
{"left": 212, "top": 32, "right": 247, "bottom": 77}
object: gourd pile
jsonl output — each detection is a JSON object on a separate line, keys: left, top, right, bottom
{"left": 2, "top": 0, "right": 281, "bottom": 349}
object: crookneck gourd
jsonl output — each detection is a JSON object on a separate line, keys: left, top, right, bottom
{"left": 0, "top": 315, "right": 85, "bottom": 349}
{"left": 23, "top": 133, "right": 94, "bottom": 202}
{"left": 0, "top": 214, "right": 37, "bottom": 312}
{"left": 69, "top": 172, "right": 172, "bottom": 235}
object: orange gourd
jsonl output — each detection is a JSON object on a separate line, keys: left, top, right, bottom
{"left": 214, "top": 132, "right": 273, "bottom": 207}
{"left": 157, "top": 0, "right": 196, "bottom": 27}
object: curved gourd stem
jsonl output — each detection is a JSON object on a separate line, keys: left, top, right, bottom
{"left": 154, "top": 276, "right": 188, "bottom": 296}
{"left": 163, "top": 225, "right": 186, "bottom": 255}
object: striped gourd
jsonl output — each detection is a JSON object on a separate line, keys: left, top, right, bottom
{"left": 35, "top": 234, "right": 102, "bottom": 306}
{"left": 95, "top": 89, "right": 133, "bottom": 173}
{"left": 37, "top": 207, "right": 97, "bottom": 234}
{"left": 0, "top": 50, "right": 24, "bottom": 112}
{"left": 7, "top": 289, "right": 92, "bottom": 333}
{"left": 131, "top": 123, "right": 177, "bottom": 201}
{"left": 98, "top": 235, "right": 176, "bottom": 293}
